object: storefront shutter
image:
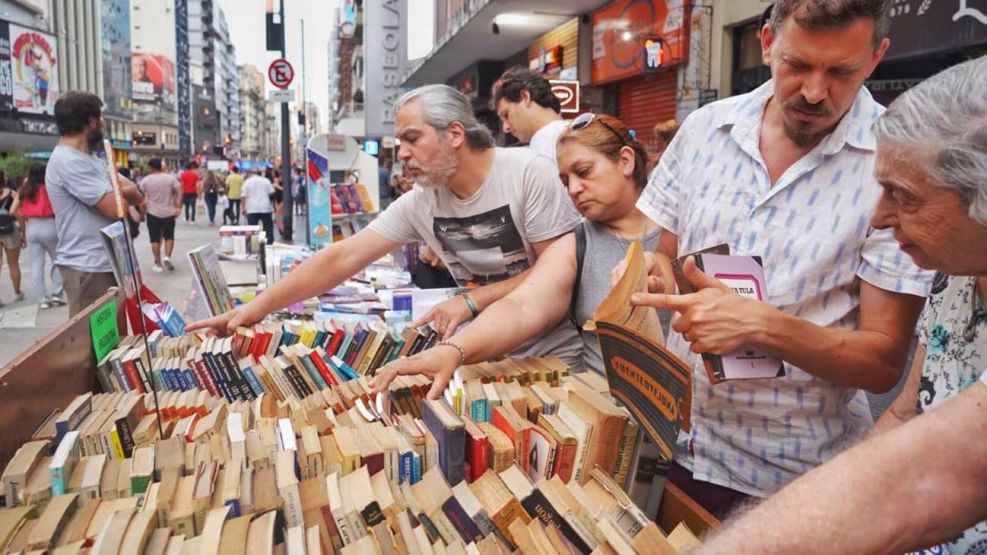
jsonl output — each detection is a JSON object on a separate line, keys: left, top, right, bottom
{"left": 617, "top": 71, "right": 679, "bottom": 150}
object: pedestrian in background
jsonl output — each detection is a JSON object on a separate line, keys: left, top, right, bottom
{"left": 202, "top": 170, "right": 224, "bottom": 226}
{"left": 179, "top": 160, "right": 200, "bottom": 224}
{"left": 0, "top": 174, "right": 25, "bottom": 307}
{"left": 139, "top": 158, "right": 181, "bottom": 272}
{"left": 225, "top": 165, "right": 243, "bottom": 224}
{"left": 117, "top": 166, "right": 144, "bottom": 240}
{"left": 242, "top": 168, "right": 275, "bottom": 244}
{"left": 16, "top": 163, "right": 64, "bottom": 309}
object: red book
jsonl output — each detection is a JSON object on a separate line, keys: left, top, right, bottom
{"left": 325, "top": 321, "right": 344, "bottom": 357}
{"left": 250, "top": 329, "right": 273, "bottom": 360}
{"left": 463, "top": 416, "right": 490, "bottom": 483}
{"left": 309, "top": 350, "right": 338, "bottom": 387}
{"left": 190, "top": 355, "right": 220, "bottom": 398}
{"left": 122, "top": 356, "right": 146, "bottom": 393}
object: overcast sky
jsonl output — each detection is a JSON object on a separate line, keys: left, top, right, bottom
{"left": 219, "top": 0, "right": 338, "bottom": 129}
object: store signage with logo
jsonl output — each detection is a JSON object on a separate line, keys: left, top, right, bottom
{"left": 550, "top": 80, "right": 580, "bottom": 114}
{"left": 21, "top": 118, "right": 57, "bottom": 135}
{"left": 885, "top": 1, "right": 987, "bottom": 61}
{"left": 529, "top": 45, "right": 564, "bottom": 74}
{"left": 591, "top": 0, "right": 689, "bottom": 84}
{"left": 364, "top": 0, "right": 408, "bottom": 137}
{"left": 133, "top": 131, "right": 157, "bottom": 146}
{"left": 642, "top": 36, "right": 664, "bottom": 73}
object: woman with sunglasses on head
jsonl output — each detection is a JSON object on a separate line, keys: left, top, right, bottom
{"left": 371, "top": 113, "right": 675, "bottom": 398}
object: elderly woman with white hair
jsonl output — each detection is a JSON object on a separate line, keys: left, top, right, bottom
{"left": 694, "top": 55, "right": 987, "bottom": 555}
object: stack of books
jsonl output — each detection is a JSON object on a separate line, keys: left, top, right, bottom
{"left": 218, "top": 226, "right": 265, "bottom": 257}
{"left": 0, "top": 381, "right": 701, "bottom": 554}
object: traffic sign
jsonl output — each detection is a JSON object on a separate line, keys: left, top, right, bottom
{"left": 268, "top": 89, "right": 294, "bottom": 103}
{"left": 268, "top": 58, "right": 294, "bottom": 89}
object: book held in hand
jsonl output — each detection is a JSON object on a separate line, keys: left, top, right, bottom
{"left": 673, "top": 252, "right": 784, "bottom": 383}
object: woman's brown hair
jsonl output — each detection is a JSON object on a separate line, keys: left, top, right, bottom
{"left": 556, "top": 114, "right": 650, "bottom": 189}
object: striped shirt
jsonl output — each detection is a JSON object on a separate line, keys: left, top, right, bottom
{"left": 637, "top": 80, "right": 934, "bottom": 497}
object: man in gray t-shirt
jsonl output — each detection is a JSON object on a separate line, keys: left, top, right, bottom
{"left": 190, "top": 85, "right": 582, "bottom": 384}
{"left": 46, "top": 92, "right": 144, "bottom": 316}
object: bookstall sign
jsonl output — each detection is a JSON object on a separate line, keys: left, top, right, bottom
{"left": 90, "top": 300, "right": 120, "bottom": 361}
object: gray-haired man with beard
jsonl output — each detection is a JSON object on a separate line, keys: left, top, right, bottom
{"left": 46, "top": 91, "right": 144, "bottom": 316}
{"left": 189, "top": 84, "right": 582, "bottom": 371}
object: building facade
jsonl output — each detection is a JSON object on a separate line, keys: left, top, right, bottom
{"left": 237, "top": 63, "right": 267, "bottom": 159}
{"left": 130, "top": 0, "right": 179, "bottom": 165}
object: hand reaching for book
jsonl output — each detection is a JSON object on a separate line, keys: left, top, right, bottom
{"left": 369, "top": 345, "right": 462, "bottom": 400}
{"left": 186, "top": 305, "right": 264, "bottom": 337}
{"left": 411, "top": 296, "right": 472, "bottom": 340}
{"left": 631, "top": 256, "right": 767, "bottom": 355}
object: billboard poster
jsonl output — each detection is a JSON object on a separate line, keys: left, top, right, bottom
{"left": 591, "top": 0, "right": 689, "bottom": 84}
{"left": 9, "top": 24, "right": 59, "bottom": 115}
{"left": 307, "top": 148, "right": 333, "bottom": 248}
{"left": 101, "top": 0, "right": 132, "bottom": 120}
{"left": 131, "top": 53, "right": 176, "bottom": 106}
{"left": 0, "top": 22, "right": 12, "bottom": 111}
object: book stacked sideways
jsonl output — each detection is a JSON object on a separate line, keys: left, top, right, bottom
{"left": 0, "top": 386, "right": 701, "bottom": 554}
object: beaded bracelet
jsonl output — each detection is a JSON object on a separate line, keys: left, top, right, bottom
{"left": 435, "top": 341, "right": 467, "bottom": 367}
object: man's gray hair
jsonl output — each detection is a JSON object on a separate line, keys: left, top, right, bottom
{"left": 874, "top": 56, "right": 987, "bottom": 224}
{"left": 395, "top": 84, "right": 494, "bottom": 150}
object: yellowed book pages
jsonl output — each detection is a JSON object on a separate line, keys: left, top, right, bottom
{"left": 585, "top": 240, "right": 663, "bottom": 341}
{"left": 27, "top": 493, "right": 78, "bottom": 550}
{"left": 666, "top": 522, "right": 701, "bottom": 553}
{"left": 167, "top": 475, "right": 196, "bottom": 537}
{"left": 632, "top": 522, "right": 677, "bottom": 555}
{"left": 526, "top": 519, "right": 557, "bottom": 555}
{"left": 51, "top": 539, "right": 86, "bottom": 555}
{"left": 596, "top": 518, "right": 637, "bottom": 555}
{"left": 218, "top": 515, "right": 252, "bottom": 555}
{"left": 85, "top": 497, "right": 138, "bottom": 539}
{"left": 90, "top": 506, "right": 136, "bottom": 555}
{"left": 305, "top": 525, "right": 321, "bottom": 555}
{"left": 199, "top": 505, "right": 231, "bottom": 555}
{"left": 340, "top": 534, "right": 382, "bottom": 555}
{"left": 180, "top": 534, "right": 202, "bottom": 555}
{"left": 0, "top": 506, "right": 34, "bottom": 551}
{"left": 119, "top": 509, "right": 156, "bottom": 554}
{"left": 245, "top": 510, "right": 277, "bottom": 555}
{"left": 54, "top": 497, "right": 99, "bottom": 547}
{"left": 165, "top": 533, "right": 186, "bottom": 555}
{"left": 507, "top": 519, "right": 540, "bottom": 555}
{"left": 6, "top": 516, "right": 37, "bottom": 552}
{"left": 144, "top": 527, "right": 173, "bottom": 555}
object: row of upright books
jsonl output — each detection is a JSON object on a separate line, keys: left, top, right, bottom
{"left": 95, "top": 319, "right": 441, "bottom": 402}
{"left": 0, "top": 375, "right": 701, "bottom": 554}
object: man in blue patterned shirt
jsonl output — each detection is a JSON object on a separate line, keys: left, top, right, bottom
{"left": 630, "top": 0, "right": 933, "bottom": 516}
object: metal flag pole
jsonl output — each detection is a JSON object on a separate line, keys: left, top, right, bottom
{"left": 104, "top": 139, "right": 165, "bottom": 439}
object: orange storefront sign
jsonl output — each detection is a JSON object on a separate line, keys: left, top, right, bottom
{"left": 591, "top": 0, "right": 690, "bottom": 84}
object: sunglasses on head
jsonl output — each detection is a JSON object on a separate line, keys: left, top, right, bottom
{"left": 570, "top": 112, "right": 628, "bottom": 147}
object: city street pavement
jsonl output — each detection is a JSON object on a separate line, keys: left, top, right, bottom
{"left": 0, "top": 203, "right": 273, "bottom": 367}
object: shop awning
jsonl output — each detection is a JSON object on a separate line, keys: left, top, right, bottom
{"left": 402, "top": 0, "right": 611, "bottom": 88}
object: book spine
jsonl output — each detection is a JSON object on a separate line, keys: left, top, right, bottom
{"left": 122, "top": 360, "right": 145, "bottom": 393}
{"left": 441, "top": 496, "right": 483, "bottom": 545}
{"left": 521, "top": 491, "right": 590, "bottom": 553}
{"left": 49, "top": 465, "right": 67, "bottom": 497}
{"left": 190, "top": 358, "right": 217, "bottom": 397}
{"left": 219, "top": 350, "right": 250, "bottom": 401}
{"left": 115, "top": 417, "right": 136, "bottom": 459}
{"left": 329, "top": 505, "right": 354, "bottom": 546}
{"left": 472, "top": 509, "right": 514, "bottom": 551}
{"left": 415, "top": 511, "right": 442, "bottom": 544}
{"left": 241, "top": 366, "right": 265, "bottom": 397}
{"left": 398, "top": 451, "right": 413, "bottom": 485}
{"left": 111, "top": 359, "right": 130, "bottom": 392}
{"left": 201, "top": 352, "right": 232, "bottom": 401}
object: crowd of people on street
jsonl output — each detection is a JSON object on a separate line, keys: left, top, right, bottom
{"left": 3, "top": 0, "right": 987, "bottom": 551}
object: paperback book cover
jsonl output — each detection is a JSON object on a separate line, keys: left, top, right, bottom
{"left": 187, "top": 244, "right": 235, "bottom": 318}
{"left": 587, "top": 241, "right": 691, "bottom": 462}
{"left": 673, "top": 253, "right": 784, "bottom": 382}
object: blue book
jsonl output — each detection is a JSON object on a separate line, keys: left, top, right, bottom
{"left": 241, "top": 365, "right": 266, "bottom": 396}
{"left": 412, "top": 452, "right": 421, "bottom": 484}
{"left": 297, "top": 355, "right": 327, "bottom": 390}
{"left": 399, "top": 450, "right": 414, "bottom": 484}
{"left": 422, "top": 399, "right": 466, "bottom": 486}
{"left": 328, "top": 356, "right": 358, "bottom": 381}
{"left": 182, "top": 368, "right": 197, "bottom": 391}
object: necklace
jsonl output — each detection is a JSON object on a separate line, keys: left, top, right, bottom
{"left": 605, "top": 217, "right": 652, "bottom": 252}
{"left": 963, "top": 276, "right": 987, "bottom": 343}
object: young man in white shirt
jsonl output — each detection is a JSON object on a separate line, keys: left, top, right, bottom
{"left": 492, "top": 68, "right": 569, "bottom": 164}
{"left": 240, "top": 168, "right": 275, "bottom": 244}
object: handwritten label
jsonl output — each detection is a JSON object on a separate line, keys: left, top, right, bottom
{"left": 89, "top": 300, "right": 120, "bottom": 362}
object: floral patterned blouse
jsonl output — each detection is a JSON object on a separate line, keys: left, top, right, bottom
{"left": 916, "top": 273, "right": 987, "bottom": 555}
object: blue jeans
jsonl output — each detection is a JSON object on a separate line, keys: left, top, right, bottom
{"left": 182, "top": 193, "right": 196, "bottom": 221}
{"left": 204, "top": 193, "right": 217, "bottom": 224}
